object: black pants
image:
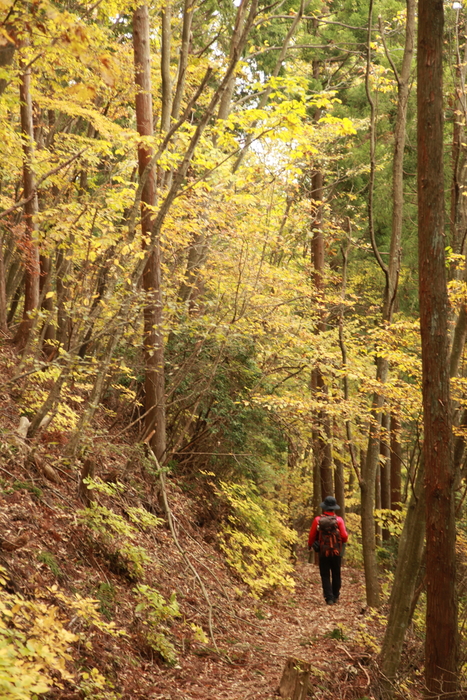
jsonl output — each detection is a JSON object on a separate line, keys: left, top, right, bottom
{"left": 319, "top": 554, "right": 342, "bottom": 602}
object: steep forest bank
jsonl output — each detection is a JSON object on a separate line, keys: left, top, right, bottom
{"left": 0, "top": 340, "right": 423, "bottom": 700}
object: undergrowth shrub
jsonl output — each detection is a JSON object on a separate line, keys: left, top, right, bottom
{"left": 52, "top": 588, "right": 127, "bottom": 641}
{"left": 0, "top": 561, "right": 126, "bottom": 700}
{"left": 78, "top": 479, "right": 163, "bottom": 579}
{"left": 343, "top": 512, "right": 363, "bottom": 568}
{"left": 79, "top": 667, "right": 121, "bottom": 700}
{"left": 133, "top": 584, "right": 180, "bottom": 665}
{"left": 94, "top": 582, "right": 117, "bottom": 620}
{"left": 216, "top": 480, "right": 296, "bottom": 596}
{"left": 0, "top": 566, "right": 76, "bottom": 699}
{"left": 78, "top": 502, "right": 150, "bottom": 578}
{"left": 37, "top": 550, "right": 63, "bottom": 578}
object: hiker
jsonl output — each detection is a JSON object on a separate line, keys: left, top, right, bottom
{"left": 308, "top": 496, "right": 348, "bottom": 606}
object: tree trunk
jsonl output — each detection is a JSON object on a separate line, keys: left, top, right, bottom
{"left": 0, "top": 23, "right": 16, "bottom": 97}
{"left": 56, "top": 247, "right": 71, "bottom": 351}
{"left": 390, "top": 413, "right": 402, "bottom": 510}
{"left": 418, "top": 0, "right": 458, "bottom": 694}
{"left": 0, "top": 232, "right": 8, "bottom": 333}
{"left": 133, "top": 4, "right": 167, "bottom": 463}
{"left": 14, "top": 61, "right": 40, "bottom": 350}
{"left": 39, "top": 253, "right": 55, "bottom": 355}
{"left": 375, "top": 461, "right": 382, "bottom": 545}
{"left": 171, "top": 0, "right": 194, "bottom": 122}
{"left": 311, "top": 169, "right": 333, "bottom": 500}
{"left": 160, "top": 2, "right": 172, "bottom": 134}
{"left": 279, "top": 658, "right": 310, "bottom": 700}
{"left": 379, "top": 462, "right": 426, "bottom": 692}
{"left": 380, "top": 413, "right": 391, "bottom": 541}
{"left": 360, "top": 364, "right": 386, "bottom": 608}
{"left": 361, "top": 0, "right": 415, "bottom": 609}
{"left": 334, "top": 436, "right": 346, "bottom": 520}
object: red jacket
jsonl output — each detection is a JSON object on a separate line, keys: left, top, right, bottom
{"left": 308, "top": 511, "right": 348, "bottom": 549}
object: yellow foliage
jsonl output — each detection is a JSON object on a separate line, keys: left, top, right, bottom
{"left": 216, "top": 481, "right": 296, "bottom": 596}
{"left": 0, "top": 567, "right": 77, "bottom": 699}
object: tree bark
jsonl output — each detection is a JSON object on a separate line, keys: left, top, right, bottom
{"left": 0, "top": 23, "right": 16, "bottom": 97}
{"left": 133, "top": 4, "right": 167, "bottom": 463}
{"left": 171, "top": 0, "right": 194, "bottom": 122}
{"left": 380, "top": 413, "right": 391, "bottom": 541}
{"left": 0, "top": 232, "right": 8, "bottom": 333}
{"left": 334, "top": 443, "right": 346, "bottom": 520}
{"left": 160, "top": 2, "right": 172, "bottom": 134}
{"left": 361, "top": 0, "right": 415, "bottom": 609}
{"left": 14, "top": 60, "right": 40, "bottom": 350}
{"left": 418, "top": 0, "right": 458, "bottom": 694}
{"left": 279, "top": 658, "right": 310, "bottom": 700}
{"left": 378, "top": 462, "right": 426, "bottom": 693}
{"left": 390, "top": 414, "right": 402, "bottom": 510}
{"left": 310, "top": 170, "right": 333, "bottom": 500}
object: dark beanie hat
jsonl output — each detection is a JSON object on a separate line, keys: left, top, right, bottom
{"left": 320, "top": 496, "right": 340, "bottom": 511}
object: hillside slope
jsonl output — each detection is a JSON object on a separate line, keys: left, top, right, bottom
{"left": 0, "top": 344, "right": 421, "bottom": 700}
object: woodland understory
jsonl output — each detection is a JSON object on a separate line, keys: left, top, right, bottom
{"left": 0, "top": 345, "right": 433, "bottom": 700}
{"left": 2, "top": 0, "right": 467, "bottom": 697}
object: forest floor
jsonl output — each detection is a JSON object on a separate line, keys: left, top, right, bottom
{"left": 0, "top": 467, "right": 424, "bottom": 700}
{"left": 148, "top": 559, "right": 380, "bottom": 700}
{"left": 0, "top": 341, "right": 424, "bottom": 700}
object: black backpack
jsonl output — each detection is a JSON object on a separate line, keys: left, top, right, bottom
{"left": 318, "top": 515, "right": 342, "bottom": 557}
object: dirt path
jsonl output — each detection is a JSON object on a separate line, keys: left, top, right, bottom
{"left": 151, "top": 560, "right": 373, "bottom": 700}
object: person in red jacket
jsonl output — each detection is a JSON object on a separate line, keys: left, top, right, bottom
{"left": 308, "top": 496, "right": 348, "bottom": 605}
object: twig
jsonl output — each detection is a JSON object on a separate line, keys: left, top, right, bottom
{"left": 0, "top": 465, "right": 17, "bottom": 480}
{"left": 336, "top": 644, "right": 371, "bottom": 687}
{"left": 50, "top": 464, "right": 77, "bottom": 482}
{"left": 42, "top": 485, "right": 76, "bottom": 509}
{"left": 148, "top": 448, "right": 220, "bottom": 655}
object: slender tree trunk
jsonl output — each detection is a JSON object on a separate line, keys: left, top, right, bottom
{"left": 14, "top": 61, "right": 40, "bottom": 349}
{"left": 334, "top": 437, "right": 346, "bottom": 520}
{"left": 310, "top": 169, "right": 333, "bottom": 499}
{"left": 312, "top": 439, "right": 321, "bottom": 515}
{"left": 390, "top": 414, "right": 402, "bottom": 510}
{"left": 171, "top": 0, "right": 194, "bottom": 122}
{"left": 178, "top": 230, "right": 208, "bottom": 310}
{"left": 379, "top": 462, "right": 426, "bottom": 693}
{"left": 0, "top": 232, "right": 8, "bottom": 332}
{"left": 418, "top": 0, "right": 458, "bottom": 694}
{"left": 217, "top": 0, "right": 252, "bottom": 121}
{"left": 380, "top": 413, "right": 391, "bottom": 541}
{"left": 56, "top": 247, "right": 71, "bottom": 350}
{"left": 0, "top": 23, "right": 16, "bottom": 97}
{"left": 361, "top": 0, "right": 415, "bottom": 609}
{"left": 375, "top": 462, "right": 382, "bottom": 545}
{"left": 449, "top": 15, "right": 467, "bottom": 259}
{"left": 39, "top": 253, "right": 55, "bottom": 354}
{"left": 361, "top": 373, "right": 386, "bottom": 607}
{"left": 133, "top": 4, "right": 167, "bottom": 463}
{"left": 160, "top": 2, "right": 172, "bottom": 134}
